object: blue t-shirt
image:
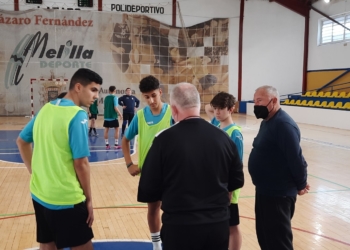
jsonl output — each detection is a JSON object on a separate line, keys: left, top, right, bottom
{"left": 211, "top": 117, "right": 243, "bottom": 161}
{"left": 19, "top": 98, "right": 90, "bottom": 209}
{"left": 104, "top": 95, "right": 119, "bottom": 121}
{"left": 125, "top": 103, "right": 173, "bottom": 140}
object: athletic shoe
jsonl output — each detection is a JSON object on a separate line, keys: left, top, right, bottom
{"left": 114, "top": 145, "right": 121, "bottom": 149}
{"left": 94, "top": 133, "right": 99, "bottom": 137}
{"left": 88, "top": 133, "right": 92, "bottom": 136}
{"left": 106, "top": 145, "right": 110, "bottom": 150}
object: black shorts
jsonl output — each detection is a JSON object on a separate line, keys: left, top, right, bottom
{"left": 89, "top": 114, "right": 97, "bottom": 120}
{"left": 103, "top": 119, "right": 119, "bottom": 128}
{"left": 32, "top": 199, "right": 93, "bottom": 249}
{"left": 229, "top": 203, "right": 240, "bottom": 226}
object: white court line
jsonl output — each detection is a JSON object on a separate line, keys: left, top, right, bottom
{"left": 243, "top": 126, "right": 350, "bottom": 151}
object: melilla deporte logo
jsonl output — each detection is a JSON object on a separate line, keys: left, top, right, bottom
{"left": 5, "top": 31, "right": 94, "bottom": 89}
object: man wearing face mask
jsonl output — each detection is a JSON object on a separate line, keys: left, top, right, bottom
{"left": 248, "top": 85, "right": 309, "bottom": 250}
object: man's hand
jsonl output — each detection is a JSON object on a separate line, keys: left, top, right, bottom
{"left": 128, "top": 164, "right": 140, "bottom": 176}
{"left": 123, "top": 106, "right": 126, "bottom": 109}
{"left": 298, "top": 183, "right": 310, "bottom": 196}
{"left": 85, "top": 199, "right": 94, "bottom": 227}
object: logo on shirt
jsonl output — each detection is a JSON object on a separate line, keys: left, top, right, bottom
{"left": 147, "top": 121, "right": 154, "bottom": 125}
{"left": 81, "top": 119, "right": 88, "bottom": 124}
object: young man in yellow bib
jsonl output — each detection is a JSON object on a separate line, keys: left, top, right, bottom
{"left": 205, "top": 92, "right": 244, "bottom": 250}
{"left": 122, "top": 75, "right": 172, "bottom": 250}
{"left": 16, "top": 68, "right": 103, "bottom": 250}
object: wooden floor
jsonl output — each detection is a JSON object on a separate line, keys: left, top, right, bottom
{"left": 1, "top": 114, "right": 350, "bottom": 250}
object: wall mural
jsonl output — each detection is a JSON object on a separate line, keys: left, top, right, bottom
{"left": 0, "top": 10, "right": 229, "bottom": 115}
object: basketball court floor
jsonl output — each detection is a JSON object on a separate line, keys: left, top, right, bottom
{"left": 0, "top": 114, "right": 350, "bottom": 249}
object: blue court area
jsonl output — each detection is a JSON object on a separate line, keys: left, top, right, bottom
{"left": 0, "top": 129, "right": 134, "bottom": 163}
{"left": 62, "top": 241, "right": 153, "bottom": 250}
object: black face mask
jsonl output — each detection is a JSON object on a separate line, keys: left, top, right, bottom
{"left": 254, "top": 99, "right": 273, "bottom": 119}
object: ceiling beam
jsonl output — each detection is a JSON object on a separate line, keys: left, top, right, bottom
{"left": 269, "top": 0, "right": 310, "bottom": 17}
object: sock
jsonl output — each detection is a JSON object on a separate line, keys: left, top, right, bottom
{"left": 89, "top": 127, "right": 92, "bottom": 133}
{"left": 93, "top": 128, "right": 97, "bottom": 134}
{"left": 151, "top": 232, "right": 162, "bottom": 250}
{"left": 115, "top": 139, "right": 119, "bottom": 146}
{"left": 105, "top": 139, "right": 109, "bottom": 145}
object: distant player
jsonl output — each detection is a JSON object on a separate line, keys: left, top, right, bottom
{"left": 118, "top": 87, "right": 140, "bottom": 136}
{"left": 103, "top": 86, "right": 123, "bottom": 149}
{"left": 88, "top": 99, "right": 99, "bottom": 136}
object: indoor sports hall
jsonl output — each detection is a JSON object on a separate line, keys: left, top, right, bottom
{"left": 0, "top": 0, "right": 350, "bottom": 249}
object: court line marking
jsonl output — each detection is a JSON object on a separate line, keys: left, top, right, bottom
{"left": 240, "top": 215, "right": 350, "bottom": 247}
{"left": 243, "top": 126, "right": 350, "bottom": 150}
{"left": 6, "top": 212, "right": 350, "bottom": 248}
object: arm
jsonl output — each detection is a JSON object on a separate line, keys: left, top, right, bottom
{"left": 232, "top": 130, "right": 244, "bottom": 161}
{"left": 205, "top": 104, "right": 215, "bottom": 121}
{"left": 114, "top": 96, "right": 123, "bottom": 119}
{"left": 114, "top": 106, "right": 123, "bottom": 118}
{"left": 16, "top": 117, "right": 36, "bottom": 174}
{"left": 277, "top": 123, "right": 308, "bottom": 191}
{"left": 122, "top": 136, "right": 140, "bottom": 176}
{"left": 73, "top": 157, "right": 94, "bottom": 227}
{"left": 69, "top": 111, "right": 94, "bottom": 226}
{"left": 118, "top": 96, "right": 123, "bottom": 106}
{"left": 228, "top": 141, "right": 244, "bottom": 192}
{"left": 16, "top": 137, "right": 33, "bottom": 174}
{"left": 134, "top": 96, "right": 140, "bottom": 108}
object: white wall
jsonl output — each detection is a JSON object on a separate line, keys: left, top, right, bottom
{"left": 247, "top": 103, "right": 350, "bottom": 130}
{"left": 242, "top": 0, "right": 305, "bottom": 101}
{"left": 0, "top": 0, "right": 306, "bottom": 101}
{"left": 308, "top": 0, "right": 350, "bottom": 70}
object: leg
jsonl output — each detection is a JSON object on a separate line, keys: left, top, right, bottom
{"left": 228, "top": 203, "right": 242, "bottom": 250}
{"left": 148, "top": 201, "right": 162, "bottom": 250}
{"left": 255, "top": 192, "right": 295, "bottom": 250}
{"left": 114, "top": 127, "right": 120, "bottom": 148}
{"left": 147, "top": 201, "right": 161, "bottom": 233}
{"left": 229, "top": 225, "right": 242, "bottom": 250}
{"left": 32, "top": 200, "right": 56, "bottom": 250}
{"left": 122, "top": 120, "right": 128, "bottom": 134}
{"left": 88, "top": 120, "right": 93, "bottom": 135}
{"left": 71, "top": 240, "right": 93, "bottom": 250}
{"left": 104, "top": 127, "right": 109, "bottom": 140}
{"left": 104, "top": 126, "right": 110, "bottom": 149}
{"left": 121, "top": 113, "right": 128, "bottom": 134}
{"left": 128, "top": 113, "right": 134, "bottom": 126}
{"left": 39, "top": 242, "right": 59, "bottom": 250}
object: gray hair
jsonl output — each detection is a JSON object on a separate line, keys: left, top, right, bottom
{"left": 170, "top": 82, "right": 200, "bottom": 109}
{"left": 256, "top": 85, "right": 280, "bottom": 100}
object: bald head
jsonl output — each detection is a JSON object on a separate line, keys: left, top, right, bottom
{"left": 170, "top": 82, "right": 200, "bottom": 110}
{"left": 170, "top": 83, "right": 201, "bottom": 122}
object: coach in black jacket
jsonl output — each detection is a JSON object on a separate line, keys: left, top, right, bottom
{"left": 138, "top": 82, "right": 244, "bottom": 250}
